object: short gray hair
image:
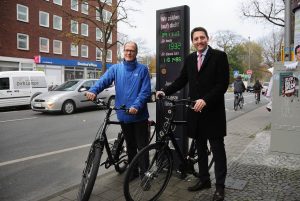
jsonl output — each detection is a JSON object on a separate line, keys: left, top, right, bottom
{"left": 124, "top": 41, "right": 138, "bottom": 54}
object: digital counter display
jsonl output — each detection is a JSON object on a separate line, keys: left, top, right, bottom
{"left": 159, "top": 11, "right": 183, "bottom": 64}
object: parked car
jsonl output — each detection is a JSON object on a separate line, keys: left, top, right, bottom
{"left": 246, "top": 85, "right": 254, "bottom": 93}
{"left": 261, "top": 82, "right": 269, "bottom": 95}
{"left": 31, "top": 79, "right": 115, "bottom": 114}
{"left": 150, "top": 76, "right": 156, "bottom": 102}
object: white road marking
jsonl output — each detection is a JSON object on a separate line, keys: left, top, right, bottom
{"left": 0, "top": 117, "right": 38, "bottom": 123}
{"left": 0, "top": 138, "right": 117, "bottom": 167}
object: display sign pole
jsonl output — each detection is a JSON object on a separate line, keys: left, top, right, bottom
{"left": 156, "top": 6, "right": 190, "bottom": 169}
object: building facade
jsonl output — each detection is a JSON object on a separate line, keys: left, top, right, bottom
{"left": 0, "top": 0, "right": 117, "bottom": 86}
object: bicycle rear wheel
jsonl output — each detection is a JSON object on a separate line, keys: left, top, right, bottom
{"left": 77, "top": 142, "right": 102, "bottom": 201}
{"left": 234, "top": 97, "right": 238, "bottom": 111}
{"left": 124, "top": 143, "right": 173, "bottom": 201}
{"left": 114, "top": 132, "right": 128, "bottom": 173}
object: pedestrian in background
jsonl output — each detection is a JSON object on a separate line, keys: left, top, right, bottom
{"left": 85, "top": 41, "right": 151, "bottom": 177}
{"left": 156, "top": 27, "right": 229, "bottom": 201}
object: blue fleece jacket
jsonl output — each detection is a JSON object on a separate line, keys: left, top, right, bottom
{"left": 89, "top": 59, "right": 151, "bottom": 123}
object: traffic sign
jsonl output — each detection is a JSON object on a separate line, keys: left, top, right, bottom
{"left": 246, "top": 69, "right": 253, "bottom": 75}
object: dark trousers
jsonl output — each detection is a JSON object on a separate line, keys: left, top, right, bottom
{"left": 121, "top": 120, "right": 149, "bottom": 174}
{"left": 196, "top": 137, "right": 227, "bottom": 188}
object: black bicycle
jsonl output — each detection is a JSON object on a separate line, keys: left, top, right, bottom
{"left": 123, "top": 97, "right": 214, "bottom": 201}
{"left": 77, "top": 99, "right": 129, "bottom": 201}
{"left": 234, "top": 93, "right": 244, "bottom": 111}
{"left": 254, "top": 91, "right": 260, "bottom": 104}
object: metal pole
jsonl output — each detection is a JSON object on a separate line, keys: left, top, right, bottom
{"left": 285, "top": 0, "right": 291, "bottom": 61}
{"left": 248, "top": 36, "right": 251, "bottom": 70}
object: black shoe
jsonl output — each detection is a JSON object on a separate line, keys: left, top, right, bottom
{"left": 187, "top": 180, "right": 211, "bottom": 192}
{"left": 213, "top": 188, "right": 225, "bottom": 201}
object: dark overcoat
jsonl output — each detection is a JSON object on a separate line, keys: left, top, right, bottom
{"left": 163, "top": 46, "right": 229, "bottom": 139}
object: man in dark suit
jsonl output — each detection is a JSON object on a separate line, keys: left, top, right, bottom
{"left": 156, "top": 27, "right": 229, "bottom": 201}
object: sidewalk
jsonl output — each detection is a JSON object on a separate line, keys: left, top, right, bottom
{"left": 42, "top": 106, "right": 300, "bottom": 201}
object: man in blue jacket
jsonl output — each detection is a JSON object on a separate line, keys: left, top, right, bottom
{"left": 85, "top": 41, "right": 151, "bottom": 177}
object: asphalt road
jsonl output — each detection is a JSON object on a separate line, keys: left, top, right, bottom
{"left": 0, "top": 92, "right": 268, "bottom": 201}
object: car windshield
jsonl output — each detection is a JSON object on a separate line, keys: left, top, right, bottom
{"left": 54, "top": 80, "right": 81, "bottom": 91}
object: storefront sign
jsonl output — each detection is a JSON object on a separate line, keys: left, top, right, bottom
{"left": 34, "top": 56, "right": 112, "bottom": 69}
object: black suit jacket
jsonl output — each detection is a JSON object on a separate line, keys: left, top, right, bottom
{"left": 163, "top": 46, "right": 229, "bottom": 139}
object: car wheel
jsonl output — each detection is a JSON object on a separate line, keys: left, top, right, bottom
{"left": 108, "top": 96, "right": 115, "bottom": 108}
{"left": 151, "top": 92, "right": 156, "bottom": 102}
{"left": 62, "top": 100, "right": 75, "bottom": 114}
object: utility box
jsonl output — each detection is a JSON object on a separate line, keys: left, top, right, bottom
{"left": 270, "top": 62, "right": 300, "bottom": 154}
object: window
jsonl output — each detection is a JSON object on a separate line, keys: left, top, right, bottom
{"left": 71, "top": 44, "right": 78, "bottom": 56}
{"left": 53, "top": 15, "right": 62, "bottom": 30}
{"left": 81, "top": 45, "right": 88, "bottom": 58}
{"left": 39, "top": 11, "right": 49, "bottom": 27}
{"left": 95, "top": 7, "right": 100, "bottom": 21}
{"left": 71, "top": 20, "right": 78, "bottom": 34}
{"left": 103, "top": 9, "right": 112, "bottom": 23}
{"left": 96, "top": 48, "right": 102, "bottom": 61}
{"left": 81, "top": 2, "right": 88, "bottom": 15}
{"left": 81, "top": 23, "right": 88, "bottom": 36}
{"left": 53, "top": 0, "right": 62, "bottom": 5}
{"left": 39, "top": 37, "right": 49, "bottom": 53}
{"left": 106, "top": 50, "right": 112, "bottom": 62}
{"left": 96, "top": 28, "right": 102, "bottom": 41}
{"left": 0, "top": 78, "right": 10, "bottom": 90}
{"left": 108, "top": 34, "right": 112, "bottom": 44}
{"left": 100, "top": 0, "right": 112, "bottom": 6}
{"left": 17, "top": 4, "right": 29, "bottom": 22}
{"left": 71, "top": 0, "right": 78, "bottom": 11}
{"left": 17, "top": 33, "right": 29, "bottom": 50}
{"left": 53, "top": 40, "right": 62, "bottom": 54}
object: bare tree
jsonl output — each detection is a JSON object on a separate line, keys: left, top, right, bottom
{"left": 240, "top": 0, "right": 285, "bottom": 27}
{"left": 211, "top": 30, "right": 243, "bottom": 53}
{"left": 63, "top": 0, "right": 138, "bottom": 75}
{"left": 259, "top": 29, "right": 284, "bottom": 67}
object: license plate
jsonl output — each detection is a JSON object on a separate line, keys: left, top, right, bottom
{"left": 34, "top": 103, "right": 42, "bottom": 107}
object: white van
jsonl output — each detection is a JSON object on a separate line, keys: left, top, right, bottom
{"left": 0, "top": 71, "right": 48, "bottom": 108}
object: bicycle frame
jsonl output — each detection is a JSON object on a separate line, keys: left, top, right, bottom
{"left": 93, "top": 105, "right": 124, "bottom": 168}
{"left": 156, "top": 98, "right": 194, "bottom": 173}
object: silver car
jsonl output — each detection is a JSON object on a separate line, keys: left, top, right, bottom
{"left": 31, "top": 79, "right": 115, "bottom": 114}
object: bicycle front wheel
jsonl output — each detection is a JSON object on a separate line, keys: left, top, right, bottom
{"left": 77, "top": 143, "right": 102, "bottom": 201}
{"left": 124, "top": 143, "right": 173, "bottom": 201}
{"left": 234, "top": 97, "right": 238, "bottom": 111}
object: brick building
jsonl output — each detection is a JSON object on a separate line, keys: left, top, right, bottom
{"left": 0, "top": 0, "right": 117, "bottom": 85}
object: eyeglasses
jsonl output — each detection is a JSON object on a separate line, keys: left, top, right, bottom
{"left": 124, "top": 49, "right": 136, "bottom": 53}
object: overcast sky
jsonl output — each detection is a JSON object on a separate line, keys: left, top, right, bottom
{"left": 119, "top": 0, "right": 276, "bottom": 53}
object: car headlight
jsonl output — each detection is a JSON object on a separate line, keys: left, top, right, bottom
{"left": 46, "top": 98, "right": 58, "bottom": 108}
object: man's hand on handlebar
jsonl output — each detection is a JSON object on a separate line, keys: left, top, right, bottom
{"left": 85, "top": 91, "right": 96, "bottom": 101}
{"left": 128, "top": 107, "right": 138, "bottom": 115}
{"left": 193, "top": 99, "right": 206, "bottom": 112}
{"left": 156, "top": 91, "right": 165, "bottom": 99}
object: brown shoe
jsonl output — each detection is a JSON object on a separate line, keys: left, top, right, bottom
{"left": 187, "top": 180, "right": 211, "bottom": 192}
{"left": 212, "top": 188, "right": 224, "bottom": 201}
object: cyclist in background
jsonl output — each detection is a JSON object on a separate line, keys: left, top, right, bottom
{"left": 233, "top": 75, "right": 246, "bottom": 98}
{"left": 253, "top": 80, "right": 263, "bottom": 102}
